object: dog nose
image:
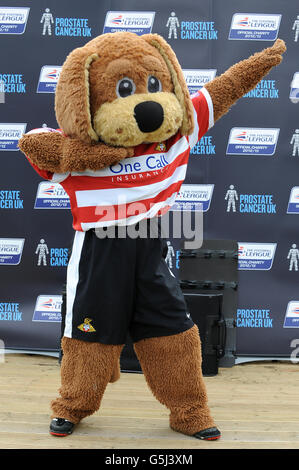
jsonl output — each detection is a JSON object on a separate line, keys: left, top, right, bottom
{"left": 134, "top": 101, "right": 164, "bottom": 133}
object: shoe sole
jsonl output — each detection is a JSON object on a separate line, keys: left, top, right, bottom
{"left": 49, "top": 429, "right": 221, "bottom": 439}
{"left": 50, "top": 431, "right": 70, "bottom": 437}
{"left": 203, "top": 435, "right": 221, "bottom": 441}
{"left": 195, "top": 432, "right": 221, "bottom": 440}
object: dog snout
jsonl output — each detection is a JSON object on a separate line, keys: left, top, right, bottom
{"left": 134, "top": 101, "right": 164, "bottom": 133}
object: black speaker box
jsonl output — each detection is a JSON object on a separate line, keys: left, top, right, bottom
{"left": 183, "top": 292, "right": 225, "bottom": 376}
{"left": 179, "top": 239, "right": 238, "bottom": 369}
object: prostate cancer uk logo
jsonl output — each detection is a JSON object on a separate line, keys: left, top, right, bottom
{"left": 0, "top": 7, "right": 30, "bottom": 34}
{"left": 229, "top": 13, "right": 281, "bottom": 40}
{"left": 243, "top": 79, "right": 279, "bottom": 99}
{"left": 33, "top": 295, "right": 62, "bottom": 322}
{"left": 103, "top": 11, "right": 155, "bottom": 35}
{"left": 165, "top": 12, "right": 218, "bottom": 40}
{"left": 0, "top": 123, "right": 27, "bottom": 151}
{"left": 0, "top": 74, "right": 26, "bottom": 94}
{"left": 0, "top": 238, "right": 25, "bottom": 265}
{"left": 37, "top": 66, "right": 61, "bottom": 93}
{"left": 40, "top": 8, "right": 91, "bottom": 37}
{"left": 238, "top": 242, "right": 276, "bottom": 270}
{"left": 227, "top": 127, "right": 280, "bottom": 156}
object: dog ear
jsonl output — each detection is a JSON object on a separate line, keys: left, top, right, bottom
{"left": 55, "top": 47, "right": 99, "bottom": 144}
{"left": 143, "top": 34, "right": 194, "bottom": 136}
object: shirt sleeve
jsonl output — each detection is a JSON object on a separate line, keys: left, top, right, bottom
{"left": 23, "top": 128, "right": 69, "bottom": 183}
{"left": 188, "top": 87, "right": 214, "bottom": 149}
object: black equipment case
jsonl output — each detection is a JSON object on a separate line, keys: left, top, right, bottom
{"left": 179, "top": 239, "right": 238, "bottom": 374}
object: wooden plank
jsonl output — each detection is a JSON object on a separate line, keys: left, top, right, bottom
{"left": 1, "top": 354, "right": 299, "bottom": 449}
{"left": 0, "top": 431, "right": 299, "bottom": 450}
{"left": 1, "top": 421, "right": 299, "bottom": 444}
{"left": 1, "top": 411, "right": 299, "bottom": 432}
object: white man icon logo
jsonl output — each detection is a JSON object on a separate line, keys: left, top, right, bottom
{"left": 287, "top": 244, "right": 299, "bottom": 271}
{"left": 291, "top": 129, "right": 299, "bottom": 156}
{"left": 166, "top": 12, "right": 180, "bottom": 39}
{"left": 292, "top": 16, "right": 299, "bottom": 42}
{"left": 225, "top": 185, "right": 238, "bottom": 212}
{"left": 41, "top": 8, "right": 54, "bottom": 36}
{"left": 35, "top": 239, "right": 49, "bottom": 266}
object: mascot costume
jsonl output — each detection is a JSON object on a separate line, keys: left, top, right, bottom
{"left": 18, "top": 32, "right": 286, "bottom": 440}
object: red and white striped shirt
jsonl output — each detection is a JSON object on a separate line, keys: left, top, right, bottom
{"left": 27, "top": 88, "right": 213, "bottom": 231}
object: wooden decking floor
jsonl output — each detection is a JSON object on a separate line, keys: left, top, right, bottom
{"left": 0, "top": 354, "right": 299, "bottom": 449}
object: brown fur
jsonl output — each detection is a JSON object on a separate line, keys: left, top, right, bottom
{"left": 143, "top": 34, "right": 194, "bottom": 136}
{"left": 52, "top": 327, "right": 214, "bottom": 436}
{"left": 134, "top": 325, "right": 215, "bottom": 435}
{"left": 51, "top": 337, "right": 123, "bottom": 423}
{"left": 18, "top": 132, "right": 134, "bottom": 173}
{"left": 205, "top": 39, "right": 286, "bottom": 121}
{"left": 55, "top": 49, "right": 99, "bottom": 143}
{"left": 94, "top": 92, "right": 183, "bottom": 147}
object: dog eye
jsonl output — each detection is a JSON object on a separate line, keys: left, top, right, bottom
{"left": 147, "top": 76, "right": 162, "bottom": 93}
{"left": 116, "top": 77, "right": 136, "bottom": 98}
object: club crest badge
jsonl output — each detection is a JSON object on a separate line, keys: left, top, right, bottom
{"left": 155, "top": 142, "right": 166, "bottom": 152}
{"left": 77, "top": 318, "right": 96, "bottom": 333}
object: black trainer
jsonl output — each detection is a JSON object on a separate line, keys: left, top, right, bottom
{"left": 50, "top": 418, "right": 75, "bottom": 436}
{"left": 193, "top": 427, "right": 221, "bottom": 441}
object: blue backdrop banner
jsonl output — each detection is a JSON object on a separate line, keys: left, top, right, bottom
{"left": 1, "top": 0, "right": 298, "bottom": 360}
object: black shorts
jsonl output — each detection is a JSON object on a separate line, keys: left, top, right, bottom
{"left": 61, "top": 222, "right": 194, "bottom": 345}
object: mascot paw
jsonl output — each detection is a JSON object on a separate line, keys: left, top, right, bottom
{"left": 18, "top": 132, "right": 64, "bottom": 172}
{"left": 19, "top": 130, "right": 135, "bottom": 173}
{"left": 61, "top": 140, "right": 135, "bottom": 172}
{"left": 264, "top": 38, "right": 286, "bottom": 65}
{"left": 271, "top": 38, "right": 287, "bottom": 55}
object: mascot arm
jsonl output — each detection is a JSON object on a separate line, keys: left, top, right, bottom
{"left": 18, "top": 131, "right": 134, "bottom": 173}
{"left": 204, "top": 39, "right": 286, "bottom": 122}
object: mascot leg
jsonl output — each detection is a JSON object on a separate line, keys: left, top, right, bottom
{"left": 134, "top": 325, "right": 220, "bottom": 440}
{"left": 50, "top": 336, "right": 123, "bottom": 436}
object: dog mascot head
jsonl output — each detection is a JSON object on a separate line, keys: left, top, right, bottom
{"left": 55, "top": 32, "right": 194, "bottom": 147}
